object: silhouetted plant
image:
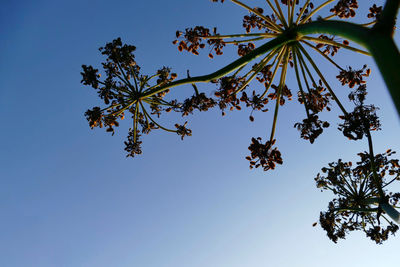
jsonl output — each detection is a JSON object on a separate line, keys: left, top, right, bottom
{"left": 81, "top": 0, "right": 400, "bottom": 243}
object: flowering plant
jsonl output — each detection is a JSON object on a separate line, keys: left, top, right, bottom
{"left": 81, "top": 0, "right": 400, "bottom": 243}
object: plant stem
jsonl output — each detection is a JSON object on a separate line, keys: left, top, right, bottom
{"left": 301, "top": 40, "right": 343, "bottom": 70}
{"left": 373, "top": 0, "right": 400, "bottom": 36}
{"left": 299, "top": 0, "right": 335, "bottom": 25}
{"left": 270, "top": 47, "right": 289, "bottom": 142}
{"left": 301, "top": 36, "right": 370, "bottom": 55}
{"left": 141, "top": 34, "right": 294, "bottom": 98}
{"left": 365, "top": 33, "right": 400, "bottom": 115}
{"left": 381, "top": 203, "right": 400, "bottom": 223}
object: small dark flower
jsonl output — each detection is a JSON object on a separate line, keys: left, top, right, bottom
{"left": 81, "top": 65, "right": 100, "bottom": 89}
{"left": 316, "top": 35, "right": 340, "bottom": 56}
{"left": 366, "top": 225, "right": 399, "bottom": 244}
{"left": 181, "top": 93, "right": 216, "bottom": 116}
{"left": 214, "top": 76, "right": 244, "bottom": 112}
{"left": 242, "top": 7, "right": 272, "bottom": 33}
{"left": 85, "top": 107, "right": 103, "bottom": 128}
{"left": 174, "top": 26, "right": 210, "bottom": 55}
{"left": 175, "top": 121, "right": 192, "bottom": 140}
{"left": 294, "top": 114, "right": 329, "bottom": 144}
{"left": 268, "top": 84, "right": 292, "bottom": 105}
{"left": 367, "top": 4, "right": 382, "bottom": 19}
{"left": 338, "top": 104, "right": 380, "bottom": 140}
{"left": 156, "top": 67, "right": 177, "bottom": 84}
{"left": 297, "top": 80, "right": 331, "bottom": 113}
{"left": 246, "top": 138, "right": 282, "bottom": 171}
{"left": 124, "top": 131, "right": 142, "bottom": 158}
{"left": 336, "top": 65, "right": 370, "bottom": 88}
{"left": 330, "top": 0, "right": 358, "bottom": 19}
{"left": 237, "top": 43, "right": 256, "bottom": 57}
{"left": 240, "top": 91, "right": 269, "bottom": 112}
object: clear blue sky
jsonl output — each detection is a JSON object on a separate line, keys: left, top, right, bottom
{"left": 1, "top": 0, "right": 400, "bottom": 266}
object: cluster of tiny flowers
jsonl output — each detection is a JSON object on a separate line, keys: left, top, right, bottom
{"left": 268, "top": 84, "right": 293, "bottom": 105}
{"left": 180, "top": 93, "right": 216, "bottom": 116}
{"left": 242, "top": 8, "right": 265, "bottom": 33}
{"left": 246, "top": 138, "right": 283, "bottom": 171}
{"left": 338, "top": 104, "right": 380, "bottom": 140}
{"left": 214, "top": 76, "right": 245, "bottom": 114}
{"left": 316, "top": 35, "right": 343, "bottom": 56}
{"left": 125, "top": 131, "right": 142, "bottom": 158}
{"left": 367, "top": 4, "right": 383, "bottom": 19}
{"left": 296, "top": 2, "right": 314, "bottom": 22}
{"left": 297, "top": 82, "right": 332, "bottom": 114}
{"left": 330, "top": 0, "right": 359, "bottom": 19}
{"left": 174, "top": 27, "right": 225, "bottom": 58}
{"left": 82, "top": 38, "right": 200, "bottom": 158}
{"left": 338, "top": 78, "right": 380, "bottom": 140}
{"left": 240, "top": 90, "right": 269, "bottom": 121}
{"left": 237, "top": 43, "right": 256, "bottom": 57}
{"left": 294, "top": 114, "right": 330, "bottom": 144}
{"left": 336, "top": 65, "right": 370, "bottom": 88}
{"left": 175, "top": 122, "right": 192, "bottom": 140}
{"left": 316, "top": 150, "right": 400, "bottom": 244}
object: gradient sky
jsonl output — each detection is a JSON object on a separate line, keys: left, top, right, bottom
{"left": 1, "top": 0, "right": 400, "bottom": 266}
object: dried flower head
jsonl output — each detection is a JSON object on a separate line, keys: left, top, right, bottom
{"left": 246, "top": 138, "right": 283, "bottom": 171}
{"left": 316, "top": 149, "right": 400, "bottom": 243}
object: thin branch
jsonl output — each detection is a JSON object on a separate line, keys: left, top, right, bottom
{"left": 300, "top": 0, "right": 336, "bottom": 25}
{"left": 301, "top": 40, "right": 343, "bottom": 70}
{"left": 260, "top": 46, "right": 286, "bottom": 98}
{"left": 270, "top": 46, "right": 289, "bottom": 141}
{"left": 230, "top": 0, "right": 283, "bottom": 32}
{"left": 295, "top": 0, "right": 310, "bottom": 25}
{"left": 272, "top": 0, "right": 289, "bottom": 28}
{"left": 296, "top": 44, "right": 348, "bottom": 115}
{"left": 201, "top": 33, "right": 278, "bottom": 39}
{"left": 292, "top": 48, "right": 310, "bottom": 117}
{"left": 301, "top": 36, "right": 370, "bottom": 56}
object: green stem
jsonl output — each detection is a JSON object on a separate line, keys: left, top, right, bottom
{"left": 296, "top": 20, "right": 400, "bottom": 115}
{"left": 301, "top": 36, "right": 370, "bottom": 56}
{"left": 297, "top": 44, "right": 348, "bottom": 115}
{"left": 260, "top": 47, "right": 286, "bottom": 98}
{"left": 295, "top": 0, "right": 310, "bottom": 25}
{"left": 365, "top": 33, "right": 400, "bottom": 116}
{"left": 230, "top": 0, "right": 282, "bottom": 32}
{"left": 333, "top": 207, "right": 379, "bottom": 213}
{"left": 273, "top": 0, "right": 289, "bottom": 28}
{"left": 202, "top": 33, "right": 278, "bottom": 39}
{"left": 270, "top": 46, "right": 289, "bottom": 141}
{"left": 224, "top": 37, "right": 267, "bottom": 45}
{"left": 301, "top": 40, "right": 343, "bottom": 70}
{"left": 381, "top": 203, "right": 400, "bottom": 223}
{"left": 141, "top": 34, "right": 294, "bottom": 98}
{"left": 293, "top": 49, "right": 310, "bottom": 117}
{"left": 372, "top": 0, "right": 400, "bottom": 36}
{"left": 299, "top": 0, "right": 335, "bottom": 25}
{"left": 233, "top": 48, "right": 280, "bottom": 95}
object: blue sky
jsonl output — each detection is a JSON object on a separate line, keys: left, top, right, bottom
{"left": 1, "top": 0, "right": 400, "bottom": 266}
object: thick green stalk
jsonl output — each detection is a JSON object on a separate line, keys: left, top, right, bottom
{"left": 141, "top": 33, "right": 294, "bottom": 98}
{"left": 381, "top": 203, "right": 400, "bottom": 223}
